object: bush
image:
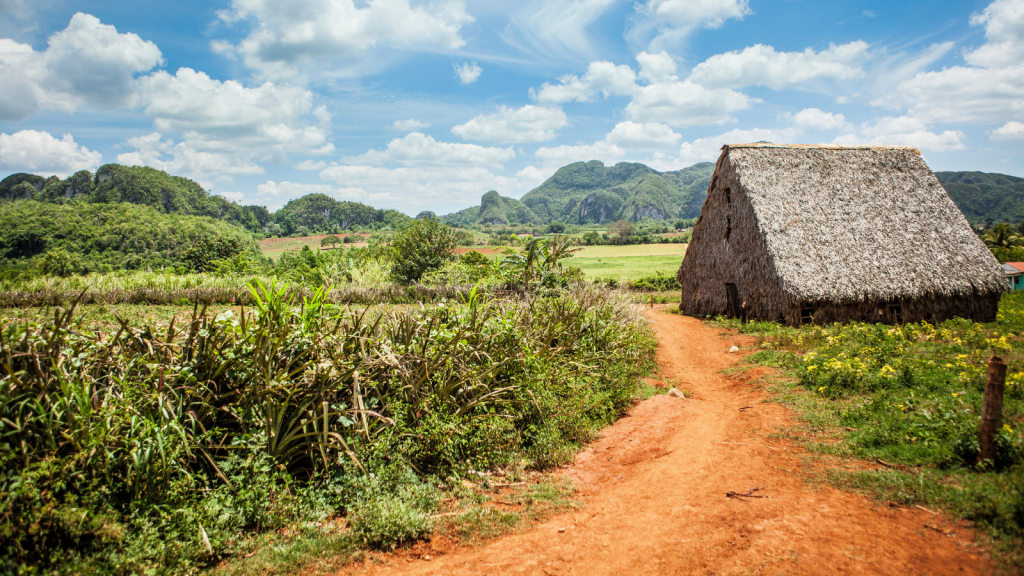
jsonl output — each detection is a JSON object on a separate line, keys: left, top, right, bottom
{"left": 390, "top": 219, "right": 457, "bottom": 283}
{"left": 36, "top": 248, "right": 79, "bottom": 277}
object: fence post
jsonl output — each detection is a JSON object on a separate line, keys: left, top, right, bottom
{"left": 978, "top": 355, "right": 1007, "bottom": 465}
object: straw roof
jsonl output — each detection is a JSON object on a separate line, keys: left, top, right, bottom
{"left": 718, "top": 144, "right": 1005, "bottom": 304}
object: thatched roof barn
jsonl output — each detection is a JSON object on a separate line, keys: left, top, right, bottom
{"left": 676, "top": 144, "right": 1005, "bottom": 326}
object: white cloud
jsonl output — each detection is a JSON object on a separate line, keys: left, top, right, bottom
{"left": 633, "top": 0, "right": 751, "bottom": 50}
{"left": 256, "top": 180, "right": 365, "bottom": 201}
{"left": 295, "top": 159, "right": 329, "bottom": 170}
{"left": 515, "top": 164, "right": 553, "bottom": 188}
{"left": 534, "top": 140, "right": 625, "bottom": 167}
{"left": 118, "top": 68, "right": 333, "bottom": 180}
{"left": 881, "top": 0, "right": 1024, "bottom": 125}
{"left": 216, "top": 0, "right": 474, "bottom": 78}
{"left": 604, "top": 121, "right": 681, "bottom": 148}
{"left": 965, "top": 0, "right": 1024, "bottom": 68}
{"left": 116, "top": 132, "right": 266, "bottom": 181}
{"left": 504, "top": 0, "right": 619, "bottom": 62}
{"left": 0, "top": 13, "right": 162, "bottom": 121}
{"left": 689, "top": 42, "right": 869, "bottom": 90}
{"left": 210, "top": 39, "right": 236, "bottom": 60}
{"left": 319, "top": 164, "right": 529, "bottom": 212}
{"left": 0, "top": 130, "right": 102, "bottom": 177}
{"left": 454, "top": 62, "right": 482, "bottom": 84}
{"left": 784, "top": 108, "right": 849, "bottom": 130}
{"left": 533, "top": 60, "right": 638, "bottom": 103}
{"left": 390, "top": 119, "right": 431, "bottom": 131}
{"left": 647, "top": 127, "right": 800, "bottom": 170}
{"left": 636, "top": 51, "right": 678, "bottom": 83}
{"left": 344, "top": 132, "right": 514, "bottom": 168}
{"left": 625, "top": 79, "right": 756, "bottom": 127}
{"left": 451, "top": 105, "right": 567, "bottom": 143}
{"left": 832, "top": 116, "right": 966, "bottom": 152}
{"left": 218, "top": 191, "right": 246, "bottom": 203}
{"left": 991, "top": 121, "right": 1024, "bottom": 140}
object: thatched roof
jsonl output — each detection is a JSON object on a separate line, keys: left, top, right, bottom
{"left": 716, "top": 144, "right": 1005, "bottom": 303}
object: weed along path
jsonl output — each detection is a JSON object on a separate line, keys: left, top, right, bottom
{"left": 350, "top": 309, "right": 989, "bottom": 575}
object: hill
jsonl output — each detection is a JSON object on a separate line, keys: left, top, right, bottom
{"left": 935, "top": 171, "right": 1024, "bottom": 225}
{"left": 0, "top": 201, "right": 261, "bottom": 276}
{"left": 442, "top": 161, "right": 714, "bottom": 226}
{"left": 0, "top": 165, "right": 412, "bottom": 237}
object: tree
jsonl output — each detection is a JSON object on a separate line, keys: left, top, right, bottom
{"left": 981, "top": 222, "right": 1024, "bottom": 249}
{"left": 390, "top": 218, "right": 458, "bottom": 283}
{"left": 546, "top": 221, "right": 566, "bottom": 234}
{"left": 321, "top": 235, "right": 341, "bottom": 248}
{"left": 37, "top": 248, "right": 78, "bottom": 277}
{"left": 673, "top": 219, "right": 688, "bottom": 231}
{"left": 607, "top": 220, "right": 635, "bottom": 244}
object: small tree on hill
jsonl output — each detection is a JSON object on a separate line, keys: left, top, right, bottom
{"left": 390, "top": 219, "right": 457, "bottom": 283}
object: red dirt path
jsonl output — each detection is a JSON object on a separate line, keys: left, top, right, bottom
{"left": 346, "top": 308, "right": 991, "bottom": 575}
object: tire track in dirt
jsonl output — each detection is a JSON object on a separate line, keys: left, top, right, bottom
{"left": 346, "top": 308, "right": 990, "bottom": 575}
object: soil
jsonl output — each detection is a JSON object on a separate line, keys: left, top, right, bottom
{"left": 345, "top": 308, "right": 992, "bottom": 575}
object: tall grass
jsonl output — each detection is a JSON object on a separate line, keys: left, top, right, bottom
{"left": 0, "top": 282, "right": 654, "bottom": 573}
{"left": 0, "top": 271, "right": 494, "bottom": 307}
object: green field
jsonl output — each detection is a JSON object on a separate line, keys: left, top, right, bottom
{"left": 259, "top": 234, "right": 369, "bottom": 259}
{"left": 564, "top": 244, "right": 687, "bottom": 280}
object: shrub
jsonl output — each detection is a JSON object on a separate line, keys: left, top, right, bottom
{"left": 36, "top": 248, "right": 79, "bottom": 277}
{"left": 389, "top": 218, "right": 457, "bottom": 283}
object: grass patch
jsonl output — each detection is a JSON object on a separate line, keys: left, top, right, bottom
{"left": 707, "top": 293, "right": 1024, "bottom": 570}
{"left": 569, "top": 244, "right": 687, "bottom": 281}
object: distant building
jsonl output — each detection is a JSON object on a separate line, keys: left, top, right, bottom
{"left": 677, "top": 143, "right": 1006, "bottom": 326}
{"left": 1003, "top": 262, "right": 1024, "bottom": 290}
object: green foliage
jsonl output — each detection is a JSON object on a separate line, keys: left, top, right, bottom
{"left": 0, "top": 284, "right": 654, "bottom": 573}
{"left": 725, "top": 296, "right": 1024, "bottom": 564}
{"left": 321, "top": 235, "right": 341, "bottom": 248}
{"left": 0, "top": 201, "right": 262, "bottom": 274}
{"left": 389, "top": 219, "right": 458, "bottom": 283}
{"left": 546, "top": 222, "right": 566, "bottom": 234}
{"left": 629, "top": 271, "right": 680, "bottom": 291}
{"left": 36, "top": 248, "right": 79, "bottom": 277}
{"left": 938, "top": 171, "right": 1024, "bottom": 225}
{"left": 273, "top": 194, "right": 411, "bottom": 236}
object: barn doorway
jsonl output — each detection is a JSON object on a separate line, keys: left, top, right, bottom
{"left": 726, "top": 283, "right": 742, "bottom": 318}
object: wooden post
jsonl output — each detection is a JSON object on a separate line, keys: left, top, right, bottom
{"left": 978, "top": 356, "right": 1007, "bottom": 465}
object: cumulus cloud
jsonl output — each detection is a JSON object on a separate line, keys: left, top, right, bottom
{"left": 783, "top": 108, "right": 849, "bottom": 130}
{"left": 633, "top": 0, "right": 751, "bottom": 49}
{"left": 689, "top": 41, "right": 869, "bottom": 90}
{"left": 451, "top": 105, "right": 567, "bottom": 144}
{"left": 0, "top": 130, "right": 102, "bottom": 177}
{"left": 604, "top": 121, "right": 681, "bottom": 148}
{"left": 534, "top": 140, "right": 625, "bottom": 167}
{"left": 318, "top": 163, "right": 531, "bottom": 212}
{"left": 390, "top": 119, "right": 432, "bottom": 131}
{"left": 215, "top": 0, "right": 474, "bottom": 78}
{"left": 454, "top": 62, "right": 482, "bottom": 84}
{"left": 991, "top": 121, "right": 1024, "bottom": 140}
{"left": 964, "top": 0, "right": 1024, "bottom": 68}
{"left": 117, "top": 68, "right": 333, "bottom": 180}
{"left": 882, "top": 0, "right": 1024, "bottom": 126}
{"left": 218, "top": 191, "right": 247, "bottom": 203}
{"left": 0, "top": 13, "right": 162, "bottom": 121}
{"left": 116, "top": 132, "right": 266, "bottom": 181}
{"left": 343, "top": 132, "right": 514, "bottom": 168}
{"left": 832, "top": 116, "right": 966, "bottom": 152}
{"left": 646, "top": 127, "right": 800, "bottom": 171}
{"left": 625, "top": 79, "right": 755, "bottom": 127}
{"left": 533, "top": 60, "right": 638, "bottom": 103}
{"left": 535, "top": 51, "right": 753, "bottom": 127}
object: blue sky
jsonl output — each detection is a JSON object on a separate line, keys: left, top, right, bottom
{"left": 1, "top": 0, "right": 1022, "bottom": 215}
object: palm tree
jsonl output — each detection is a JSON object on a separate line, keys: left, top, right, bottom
{"left": 981, "top": 223, "right": 1024, "bottom": 249}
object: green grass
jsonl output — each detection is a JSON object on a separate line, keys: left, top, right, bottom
{"left": 564, "top": 244, "right": 687, "bottom": 281}
{"left": 259, "top": 234, "right": 369, "bottom": 260}
{"left": 707, "top": 295, "right": 1024, "bottom": 570}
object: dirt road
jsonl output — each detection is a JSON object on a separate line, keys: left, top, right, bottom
{"left": 354, "top": 308, "right": 989, "bottom": 575}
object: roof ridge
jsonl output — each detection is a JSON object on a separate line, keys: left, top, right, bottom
{"left": 724, "top": 143, "right": 921, "bottom": 154}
